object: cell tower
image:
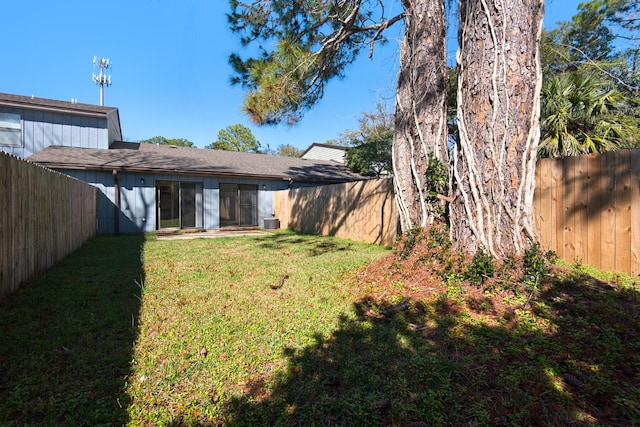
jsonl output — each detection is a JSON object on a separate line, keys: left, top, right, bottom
{"left": 92, "top": 56, "right": 112, "bottom": 106}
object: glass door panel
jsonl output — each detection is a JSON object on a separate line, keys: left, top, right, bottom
{"left": 219, "top": 183, "right": 258, "bottom": 227}
{"left": 239, "top": 184, "right": 257, "bottom": 226}
{"left": 219, "top": 183, "right": 238, "bottom": 227}
{"left": 158, "top": 182, "right": 179, "bottom": 229}
{"left": 157, "top": 181, "right": 203, "bottom": 229}
{"left": 181, "top": 183, "right": 196, "bottom": 228}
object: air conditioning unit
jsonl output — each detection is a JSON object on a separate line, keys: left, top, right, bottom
{"left": 264, "top": 218, "right": 280, "bottom": 230}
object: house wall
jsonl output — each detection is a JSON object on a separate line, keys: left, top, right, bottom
{"left": 106, "top": 110, "right": 122, "bottom": 144}
{"left": 301, "top": 146, "right": 347, "bottom": 163}
{"left": 62, "top": 170, "right": 290, "bottom": 234}
{"left": 0, "top": 105, "right": 109, "bottom": 158}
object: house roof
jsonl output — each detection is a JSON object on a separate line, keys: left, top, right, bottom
{"left": 27, "top": 142, "right": 364, "bottom": 183}
{"left": 0, "top": 92, "right": 117, "bottom": 118}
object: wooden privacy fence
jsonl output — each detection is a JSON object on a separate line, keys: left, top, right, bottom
{"left": 274, "top": 178, "right": 398, "bottom": 247}
{"left": 275, "top": 149, "right": 639, "bottom": 276}
{"left": 1, "top": 152, "right": 97, "bottom": 300}
{"left": 534, "top": 149, "right": 640, "bottom": 276}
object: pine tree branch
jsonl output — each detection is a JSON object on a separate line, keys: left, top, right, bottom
{"left": 554, "top": 42, "right": 640, "bottom": 91}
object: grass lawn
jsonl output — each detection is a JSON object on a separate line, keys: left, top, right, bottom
{"left": 1, "top": 230, "right": 639, "bottom": 426}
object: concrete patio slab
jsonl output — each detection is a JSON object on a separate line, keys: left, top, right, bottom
{"left": 155, "top": 229, "right": 269, "bottom": 241}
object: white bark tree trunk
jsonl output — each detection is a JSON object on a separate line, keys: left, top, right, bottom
{"left": 451, "top": 0, "right": 544, "bottom": 257}
{"left": 392, "top": 0, "right": 449, "bottom": 232}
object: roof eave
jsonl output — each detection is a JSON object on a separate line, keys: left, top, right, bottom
{"left": 0, "top": 99, "right": 115, "bottom": 118}
{"left": 32, "top": 161, "right": 362, "bottom": 183}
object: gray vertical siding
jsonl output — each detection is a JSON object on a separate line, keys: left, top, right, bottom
{"left": 63, "top": 170, "right": 117, "bottom": 234}
{"left": 119, "top": 173, "right": 156, "bottom": 233}
{"left": 106, "top": 110, "right": 122, "bottom": 144}
{"left": 0, "top": 106, "right": 110, "bottom": 158}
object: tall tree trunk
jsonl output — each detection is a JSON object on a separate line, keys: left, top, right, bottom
{"left": 392, "top": 0, "right": 449, "bottom": 232}
{"left": 451, "top": 0, "right": 544, "bottom": 257}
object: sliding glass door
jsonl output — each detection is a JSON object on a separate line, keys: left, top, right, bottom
{"left": 157, "top": 181, "right": 203, "bottom": 230}
{"left": 219, "top": 183, "right": 258, "bottom": 227}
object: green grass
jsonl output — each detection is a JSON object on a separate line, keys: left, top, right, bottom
{"left": 126, "top": 231, "right": 387, "bottom": 425}
{"left": 0, "top": 234, "right": 146, "bottom": 426}
{"left": 1, "top": 231, "right": 639, "bottom": 426}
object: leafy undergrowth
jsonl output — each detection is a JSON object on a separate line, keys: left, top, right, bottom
{"left": 1, "top": 230, "right": 639, "bottom": 426}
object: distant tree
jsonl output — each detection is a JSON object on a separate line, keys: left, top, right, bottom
{"left": 140, "top": 136, "right": 195, "bottom": 147}
{"left": 343, "top": 105, "right": 393, "bottom": 177}
{"left": 346, "top": 137, "right": 391, "bottom": 177}
{"left": 276, "top": 144, "right": 302, "bottom": 157}
{"left": 345, "top": 104, "right": 393, "bottom": 143}
{"left": 542, "top": 0, "right": 639, "bottom": 90}
{"left": 205, "top": 124, "right": 261, "bottom": 152}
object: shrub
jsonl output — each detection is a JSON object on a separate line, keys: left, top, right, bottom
{"left": 464, "top": 248, "right": 495, "bottom": 286}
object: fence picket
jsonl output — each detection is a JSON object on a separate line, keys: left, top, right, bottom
{"left": 631, "top": 150, "right": 640, "bottom": 276}
{"left": 575, "top": 155, "right": 588, "bottom": 264}
{"left": 586, "top": 154, "right": 602, "bottom": 269}
{"left": 615, "top": 150, "right": 632, "bottom": 274}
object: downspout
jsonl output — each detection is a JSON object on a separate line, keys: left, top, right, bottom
{"left": 113, "top": 169, "right": 120, "bottom": 233}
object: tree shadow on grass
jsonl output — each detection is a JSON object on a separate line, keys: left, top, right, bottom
{"left": 0, "top": 234, "right": 146, "bottom": 426}
{"left": 254, "top": 231, "right": 355, "bottom": 257}
{"left": 218, "top": 276, "right": 640, "bottom": 426}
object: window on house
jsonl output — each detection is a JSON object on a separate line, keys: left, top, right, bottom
{"left": 0, "top": 112, "right": 22, "bottom": 147}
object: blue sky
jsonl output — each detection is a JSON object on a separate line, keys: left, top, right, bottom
{"left": 1, "top": 0, "right": 580, "bottom": 150}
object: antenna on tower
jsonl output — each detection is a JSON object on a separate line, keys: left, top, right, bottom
{"left": 92, "top": 56, "right": 112, "bottom": 106}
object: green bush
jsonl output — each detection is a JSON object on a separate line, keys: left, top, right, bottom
{"left": 464, "top": 248, "right": 495, "bottom": 286}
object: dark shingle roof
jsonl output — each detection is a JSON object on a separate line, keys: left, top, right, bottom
{"left": 0, "top": 92, "right": 117, "bottom": 117}
{"left": 27, "top": 142, "right": 364, "bottom": 183}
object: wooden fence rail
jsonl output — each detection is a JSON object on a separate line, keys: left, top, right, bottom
{"left": 274, "top": 178, "right": 398, "bottom": 247}
{"left": 1, "top": 152, "right": 97, "bottom": 300}
{"left": 534, "top": 149, "right": 640, "bottom": 277}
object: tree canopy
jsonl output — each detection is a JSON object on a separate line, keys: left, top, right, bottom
{"left": 139, "top": 136, "right": 195, "bottom": 147}
{"left": 343, "top": 104, "right": 393, "bottom": 177}
{"left": 275, "top": 144, "right": 302, "bottom": 157}
{"left": 205, "top": 124, "right": 262, "bottom": 152}
{"left": 228, "top": 0, "right": 404, "bottom": 125}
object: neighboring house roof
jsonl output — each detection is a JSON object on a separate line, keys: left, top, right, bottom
{"left": 0, "top": 92, "right": 117, "bottom": 117}
{"left": 27, "top": 142, "right": 364, "bottom": 183}
{"left": 300, "top": 143, "right": 348, "bottom": 163}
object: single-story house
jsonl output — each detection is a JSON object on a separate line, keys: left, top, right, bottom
{"left": 1, "top": 92, "right": 364, "bottom": 234}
